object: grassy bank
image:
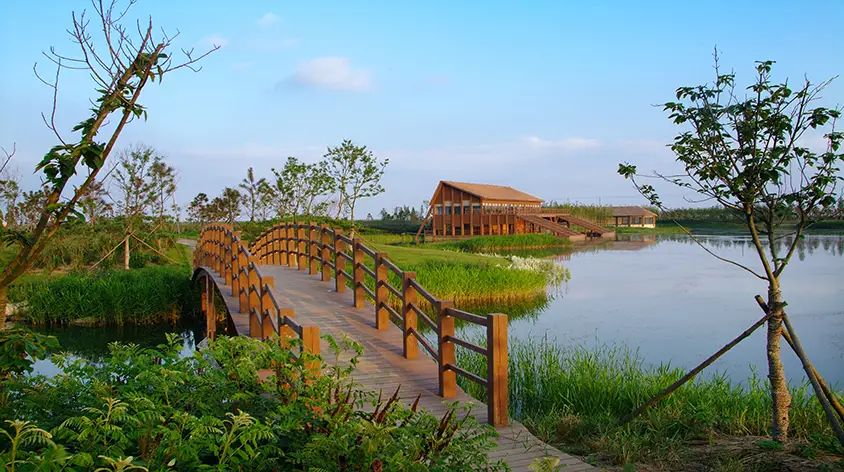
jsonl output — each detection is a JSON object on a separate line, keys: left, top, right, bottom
{"left": 9, "top": 265, "right": 198, "bottom": 325}
{"left": 426, "top": 234, "right": 573, "bottom": 252}
{"left": 361, "top": 243, "right": 562, "bottom": 309}
{"left": 457, "top": 336, "right": 843, "bottom": 469}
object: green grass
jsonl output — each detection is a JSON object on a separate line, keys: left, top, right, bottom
{"left": 426, "top": 234, "right": 573, "bottom": 252}
{"left": 9, "top": 265, "right": 198, "bottom": 325}
{"left": 456, "top": 336, "right": 842, "bottom": 467}
{"left": 370, "top": 242, "right": 508, "bottom": 266}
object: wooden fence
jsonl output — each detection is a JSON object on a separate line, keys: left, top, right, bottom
{"left": 195, "top": 221, "right": 509, "bottom": 426}
{"left": 194, "top": 224, "right": 321, "bottom": 369}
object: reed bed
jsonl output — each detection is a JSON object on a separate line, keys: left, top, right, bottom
{"left": 428, "top": 234, "right": 573, "bottom": 252}
{"left": 543, "top": 203, "right": 614, "bottom": 227}
{"left": 456, "top": 336, "right": 840, "bottom": 465}
{"left": 9, "top": 265, "right": 198, "bottom": 325}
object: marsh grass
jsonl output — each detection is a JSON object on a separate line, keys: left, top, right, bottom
{"left": 455, "top": 336, "right": 842, "bottom": 466}
{"left": 9, "top": 265, "right": 198, "bottom": 325}
{"left": 428, "top": 234, "right": 573, "bottom": 252}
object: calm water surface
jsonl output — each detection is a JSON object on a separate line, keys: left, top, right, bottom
{"left": 26, "top": 322, "right": 203, "bottom": 377}
{"left": 506, "top": 234, "right": 844, "bottom": 386}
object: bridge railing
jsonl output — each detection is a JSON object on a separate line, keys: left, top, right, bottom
{"left": 241, "top": 221, "right": 508, "bottom": 427}
{"left": 194, "top": 224, "right": 321, "bottom": 367}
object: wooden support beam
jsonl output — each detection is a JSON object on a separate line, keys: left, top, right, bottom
{"left": 402, "top": 271, "right": 418, "bottom": 359}
{"left": 298, "top": 224, "right": 308, "bottom": 270}
{"left": 437, "top": 300, "right": 456, "bottom": 398}
{"left": 487, "top": 313, "right": 509, "bottom": 426}
{"left": 321, "top": 224, "right": 331, "bottom": 282}
{"left": 353, "top": 238, "right": 365, "bottom": 309}
{"left": 375, "top": 252, "right": 389, "bottom": 330}
{"left": 309, "top": 222, "right": 319, "bottom": 275}
{"left": 335, "top": 229, "right": 347, "bottom": 293}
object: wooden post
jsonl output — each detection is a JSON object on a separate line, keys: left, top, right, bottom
{"left": 309, "top": 222, "right": 319, "bottom": 275}
{"left": 320, "top": 224, "right": 331, "bottom": 282}
{"left": 248, "top": 260, "right": 260, "bottom": 336}
{"left": 437, "top": 300, "right": 456, "bottom": 398}
{"left": 335, "top": 230, "right": 346, "bottom": 293}
{"left": 278, "top": 308, "right": 296, "bottom": 344}
{"left": 279, "top": 225, "right": 287, "bottom": 264}
{"left": 402, "top": 271, "right": 418, "bottom": 359}
{"left": 301, "top": 326, "right": 321, "bottom": 374}
{"left": 352, "top": 238, "right": 365, "bottom": 309}
{"left": 288, "top": 223, "right": 298, "bottom": 268}
{"left": 274, "top": 226, "right": 282, "bottom": 265}
{"left": 375, "top": 252, "right": 389, "bottom": 330}
{"left": 207, "top": 275, "right": 216, "bottom": 341}
{"left": 231, "top": 245, "right": 241, "bottom": 298}
{"left": 201, "top": 275, "right": 208, "bottom": 314}
{"left": 260, "top": 277, "right": 275, "bottom": 340}
{"left": 487, "top": 313, "right": 509, "bottom": 426}
{"left": 298, "top": 224, "right": 307, "bottom": 270}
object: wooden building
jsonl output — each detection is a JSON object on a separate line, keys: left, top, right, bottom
{"left": 610, "top": 206, "right": 657, "bottom": 228}
{"left": 417, "top": 181, "right": 614, "bottom": 242}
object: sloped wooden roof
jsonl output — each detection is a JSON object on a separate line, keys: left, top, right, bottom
{"left": 612, "top": 206, "right": 657, "bottom": 217}
{"left": 441, "top": 181, "right": 543, "bottom": 203}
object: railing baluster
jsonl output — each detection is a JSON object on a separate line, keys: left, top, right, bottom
{"left": 437, "top": 300, "right": 456, "bottom": 398}
{"left": 309, "top": 222, "right": 319, "bottom": 275}
{"left": 402, "top": 271, "right": 418, "bottom": 359}
{"left": 288, "top": 223, "right": 298, "bottom": 268}
{"left": 352, "top": 238, "right": 365, "bottom": 308}
{"left": 261, "top": 277, "right": 275, "bottom": 340}
{"left": 297, "top": 223, "right": 307, "bottom": 270}
{"left": 335, "top": 230, "right": 346, "bottom": 293}
{"left": 320, "top": 224, "right": 331, "bottom": 282}
{"left": 487, "top": 313, "right": 509, "bottom": 426}
{"left": 375, "top": 252, "right": 389, "bottom": 330}
{"left": 301, "top": 325, "right": 321, "bottom": 374}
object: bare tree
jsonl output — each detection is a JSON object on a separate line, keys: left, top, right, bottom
{"left": 0, "top": 0, "right": 217, "bottom": 329}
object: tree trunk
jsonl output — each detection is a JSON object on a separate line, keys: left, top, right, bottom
{"left": 767, "top": 285, "right": 791, "bottom": 442}
{"left": 350, "top": 204, "right": 355, "bottom": 237}
{"left": 0, "top": 284, "right": 7, "bottom": 331}
{"left": 124, "top": 236, "right": 131, "bottom": 270}
{"left": 336, "top": 192, "right": 344, "bottom": 219}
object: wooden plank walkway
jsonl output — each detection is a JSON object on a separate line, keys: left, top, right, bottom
{"left": 203, "top": 264, "right": 594, "bottom": 471}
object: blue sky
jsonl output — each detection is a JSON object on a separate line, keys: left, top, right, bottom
{"left": 1, "top": 0, "right": 842, "bottom": 217}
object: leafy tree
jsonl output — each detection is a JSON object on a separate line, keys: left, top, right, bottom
{"left": 211, "top": 187, "right": 243, "bottom": 226}
{"left": 272, "top": 157, "right": 334, "bottom": 220}
{"left": 0, "top": 174, "right": 21, "bottom": 228}
{"left": 187, "top": 192, "right": 209, "bottom": 223}
{"left": 0, "top": 0, "right": 216, "bottom": 329}
{"left": 239, "top": 167, "right": 267, "bottom": 223}
{"left": 256, "top": 179, "right": 276, "bottom": 222}
{"left": 149, "top": 158, "right": 177, "bottom": 224}
{"left": 78, "top": 180, "right": 112, "bottom": 226}
{"left": 618, "top": 56, "right": 843, "bottom": 442}
{"left": 325, "top": 139, "right": 388, "bottom": 228}
{"left": 110, "top": 144, "right": 163, "bottom": 223}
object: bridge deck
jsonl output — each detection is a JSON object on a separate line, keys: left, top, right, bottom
{"left": 203, "top": 264, "right": 594, "bottom": 471}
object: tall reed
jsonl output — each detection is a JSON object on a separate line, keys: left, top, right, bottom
{"left": 456, "top": 335, "right": 840, "bottom": 464}
{"left": 10, "top": 265, "right": 198, "bottom": 325}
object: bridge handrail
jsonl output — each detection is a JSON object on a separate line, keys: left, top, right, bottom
{"left": 194, "top": 224, "right": 320, "bottom": 369}
{"left": 194, "top": 221, "right": 508, "bottom": 426}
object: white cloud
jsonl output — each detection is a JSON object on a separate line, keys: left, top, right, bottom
{"left": 289, "top": 57, "right": 372, "bottom": 92}
{"left": 257, "top": 13, "right": 278, "bottom": 26}
{"left": 522, "top": 135, "right": 600, "bottom": 150}
{"left": 202, "top": 34, "right": 228, "bottom": 48}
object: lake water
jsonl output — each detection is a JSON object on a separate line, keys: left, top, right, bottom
{"left": 25, "top": 322, "right": 204, "bottom": 377}
{"left": 506, "top": 234, "right": 844, "bottom": 387}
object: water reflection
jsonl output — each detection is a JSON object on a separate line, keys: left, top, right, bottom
{"left": 488, "top": 234, "right": 844, "bottom": 386}
{"left": 22, "top": 322, "right": 204, "bottom": 377}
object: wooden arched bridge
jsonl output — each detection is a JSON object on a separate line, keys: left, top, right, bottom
{"left": 192, "top": 222, "right": 594, "bottom": 471}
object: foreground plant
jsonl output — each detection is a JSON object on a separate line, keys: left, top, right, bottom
{"left": 0, "top": 0, "right": 217, "bottom": 329}
{"left": 1, "top": 333, "right": 503, "bottom": 471}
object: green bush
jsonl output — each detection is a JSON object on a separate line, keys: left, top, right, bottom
{"left": 0, "top": 333, "right": 504, "bottom": 471}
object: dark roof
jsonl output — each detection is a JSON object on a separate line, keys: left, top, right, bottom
{"left": 612, "top": 206, "right": 657, "bottom": 217}
{"left": 441, "top": 181, "right": 543, "bottom": 203}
